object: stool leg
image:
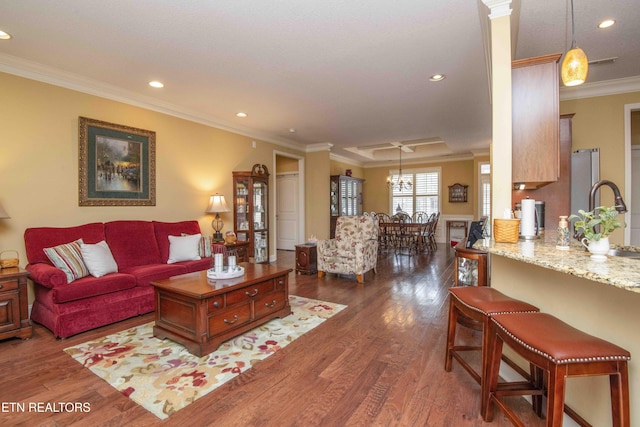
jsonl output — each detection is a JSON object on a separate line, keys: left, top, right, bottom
{"left": 610, "top": 361, "right": 630, "bottom": 427}
{"left": 481, "top": 322, "right": 503, "bottom": 421}
{"left": 530, "top": 364, "right": 544, "bottom": 417}
{"left": 444, "top": 297, "right": 458, "bottom": 372}
{"left": 546, "top": 364, "right": 567, "bottom": 427}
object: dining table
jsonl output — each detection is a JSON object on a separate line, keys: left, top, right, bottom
{"left": 378, "top": 221, "right": 427, "bottom": 254}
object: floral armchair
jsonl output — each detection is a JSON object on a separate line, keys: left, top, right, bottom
{"left": 317, "top": 216, "right": 379, "bottom": 283}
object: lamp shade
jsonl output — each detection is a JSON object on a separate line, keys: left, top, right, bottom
{"left": 561, "top": 47, "right": 588, "bottom": 87}
{"left": 205, "top": 194, "right": 231, "bottom": 213}
{"left": 0, "top": 203, "right": 10, "bottom": 219}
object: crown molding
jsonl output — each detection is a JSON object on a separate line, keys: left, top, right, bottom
{"left": 364, "top": 152, "right": 475, "bottom": 168}
{"left": 560, "top": 75, "right": 640, "bottom": 101}
{"left": 0, "top": 53, "right": 306, "bottom": 153}
{"left": 305, "top": 142, "right": 334, "bottom": 152}
{"left": 329, "top": 153, "right": 365, "bottom": 168}
{"left": 481, "top": 0, "right": 512, "bottom": 19}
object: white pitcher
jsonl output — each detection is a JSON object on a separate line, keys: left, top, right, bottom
{"left": 581, "top": 237, "right": 610, "bottom": 262}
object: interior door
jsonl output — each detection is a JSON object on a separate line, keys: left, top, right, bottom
{"left": 276, "top": 174, "right": 299, "bottom": 250}
{"left": 631, "top": 147, "right": 640, "bottom": 245}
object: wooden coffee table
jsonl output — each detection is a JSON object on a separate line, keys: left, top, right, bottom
{"left": 151, "top": 263, "right": 292, "bottom": 356}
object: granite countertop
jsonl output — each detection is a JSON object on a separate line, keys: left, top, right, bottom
{"left": 473, "top": 232, "right": 640, "bottom": 294}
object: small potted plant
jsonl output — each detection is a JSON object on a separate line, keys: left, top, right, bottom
{"left": 569, "top": 205, "right": 622, "bottom": 261}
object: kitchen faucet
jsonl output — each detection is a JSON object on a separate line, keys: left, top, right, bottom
{"left": 573, "top": 180, "right": 627, "bottom": 241}
{"left": 588, "top": 180, "right": 627, "bottom": 213}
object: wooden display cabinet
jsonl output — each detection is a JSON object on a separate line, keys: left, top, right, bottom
{"left": 233, "top": 164, "right": 270, "bottom": 263}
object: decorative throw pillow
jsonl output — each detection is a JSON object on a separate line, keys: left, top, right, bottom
{"left": 44, "top": 239, "right": 89, "bottom": 284}
{"left": 168, "top": 233, "right": 202, "bottom": 264}
{"left": 182, "top": 233, "right": 212, "bottom": 258}
{"left": 80, "top": 240, "right": 118, "bottom": 278}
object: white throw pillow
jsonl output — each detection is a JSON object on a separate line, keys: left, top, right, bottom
{"left": 168, "top": 233, "right": 202, "bottom": 264}
{"left": 80, "top": 241, "right": 118, "bottom": 278}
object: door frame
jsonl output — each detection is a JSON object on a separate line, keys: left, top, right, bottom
{"left": 273, "top": 151, "right": 305, "bottom": 258}
{"left": 624, "top": 103, "right": 640, "bottom": 245}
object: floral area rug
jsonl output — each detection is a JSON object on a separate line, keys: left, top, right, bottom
{"left": 64, "top": 295, "right": 346, "bottom": 420}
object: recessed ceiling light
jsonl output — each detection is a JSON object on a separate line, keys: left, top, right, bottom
{"left": 236, "top": 112, "right": 248, "bottom": 118}
{"left": 289, "top": 128, "right": 296, "bottom": 133}
{"left": 598, "top": 19, "right": 615, "bottom": 29}
{"left": 0, "top": 30, "right": 12, "bottom": 40}
{"left": 148, "top": 81, "right": 164, "bottom": 88}
{"left": 429, "top": 74, "right": 446, "bottom": 82}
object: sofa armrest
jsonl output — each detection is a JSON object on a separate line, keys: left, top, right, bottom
{"left": 26, "top": 263, "right": 67, "bottom": 288}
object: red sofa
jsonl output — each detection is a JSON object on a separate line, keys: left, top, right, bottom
{"left": 24, "top": 220, "right": 212, "bottom": 338}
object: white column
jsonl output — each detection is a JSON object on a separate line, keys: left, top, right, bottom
{"left": 482, "top": 0, "right": 513, "bottom": 225}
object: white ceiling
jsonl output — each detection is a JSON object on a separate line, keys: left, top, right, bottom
{"left": 1, "top": 0, "right": 639, "bottom": 165}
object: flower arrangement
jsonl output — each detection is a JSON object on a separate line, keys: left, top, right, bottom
{"left": 569, "top": 205, "right": 622, "bottom": 241}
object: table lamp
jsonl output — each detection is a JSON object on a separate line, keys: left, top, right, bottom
{"left": 205, "top": 194, "right": 231, "bottom": 242}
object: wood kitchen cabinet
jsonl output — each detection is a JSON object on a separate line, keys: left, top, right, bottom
{"left": 513, "top": 114, "right": 574, "bottom": 231}
{"left": 512, "top": 53, "right": 562, "bottom": 188}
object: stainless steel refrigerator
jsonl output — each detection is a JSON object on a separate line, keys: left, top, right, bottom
{"left": 571, "top": 149, "right": 600, "bottom": 218}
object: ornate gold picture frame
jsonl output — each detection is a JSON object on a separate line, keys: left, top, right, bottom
{"left": 78, "top": 117, "right": 156, "bottom": 206}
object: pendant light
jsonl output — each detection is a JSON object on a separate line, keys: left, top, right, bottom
{"left": 561, "top": 0, "right": 588, "bottom": 86}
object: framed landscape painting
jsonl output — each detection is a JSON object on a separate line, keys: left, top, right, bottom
{"left": 78, "top": 117, "right": 156, "bottom": 206}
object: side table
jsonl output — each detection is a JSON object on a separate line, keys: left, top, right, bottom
{"left": 0, "top": 267, "right": 32, "bottom": 341}
{"left": 295, "top": 244, "right": 317, "bottom": 275}
{"left": 446, "top": 220, "right": 468, "bottom": 247}
{"left": 224, "top": 240, "right": 250, "bottom": 263}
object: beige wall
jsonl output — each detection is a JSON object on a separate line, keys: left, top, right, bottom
{"left": 329, "top": 159, "right": 363, "bottom": 178}
{"left": 275, "top": 155, "right": 299, "bottom": 173}
{"left": 363, "top": 159, "right": 480, "bottom": 217}
{"left": 633, "top": 110, "right": 640, "bottom": 145}
{"left": 0, "top": 72, "right": 305, "bottom": 302}
{"left": 560, "top": 91, "right": 640, "bottom": 210}
{"left": 306, "top": 151, "right": 331, "bottom": 240}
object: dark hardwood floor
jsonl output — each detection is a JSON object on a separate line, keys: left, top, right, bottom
{"left": 0, "top": 247, "right": 545, "bottom": 426}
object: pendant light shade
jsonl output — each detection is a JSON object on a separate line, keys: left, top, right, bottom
{"left": 561, "top": 0, "right": 588, "bottom": 87}
{"left": 562, "top": 47, "right": 588, "bottom": 86}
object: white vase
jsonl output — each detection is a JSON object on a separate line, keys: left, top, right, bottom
{"left": 581, "top": 236, "right": 610, "bottom": 262}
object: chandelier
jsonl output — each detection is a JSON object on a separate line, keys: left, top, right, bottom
{"left": 386, "top": 147, "right": 412, "bottom": 191}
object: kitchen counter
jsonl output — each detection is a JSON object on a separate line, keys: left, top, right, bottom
{"left": 474, "top": 233, "right": 640, "bottom": 293}
{"left": 475, "top": 232, "right": 640, "bottom": 426}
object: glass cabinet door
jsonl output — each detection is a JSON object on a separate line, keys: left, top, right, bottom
{"left": 235, "top": 178, "right": 250, "bottom": 242}
{"left": 454, "top": 243, "right": 488, "bottom": 287}
{"left": 456, "top": 257, "right": 479, "bottom": 286}
{"left": 330, "top": 178, "right": 339, "bottom": 216}
{"left": 252, "top": 180, "right": 268, "bottom": 262}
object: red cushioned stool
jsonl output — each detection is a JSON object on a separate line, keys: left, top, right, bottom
{"left": 444, "top": 286, "right": 542, "bottom": 415}
{"left": 482, "top": 312, "right": 631, "bottom": 427}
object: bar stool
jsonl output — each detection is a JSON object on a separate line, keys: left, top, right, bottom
{"left": 482, "top": 312, "right": 631, "bottom": 427}
{"left": 445, "top": 287, "right": 540, "bottom": 386}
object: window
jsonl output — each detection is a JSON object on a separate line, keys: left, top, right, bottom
{"left": 389, "top": 167, "right": 441, "bottom": 217}
{"left": 479, "top": 162, "right": 491, "bottom": 220}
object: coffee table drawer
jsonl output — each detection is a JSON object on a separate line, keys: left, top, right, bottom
{"left": 208, "top": 303, "right": 252, "bottom": 336}
{"left": 254, "top": 291, "right": 287, "bottom": 318}
{"left": 274, "top": 275, "right": 287, "bottom": 290}
{"left": 207, "top": 296, "right": 225, "bottom": 312}
{"left": 226, "top": 280, "right": 274, "bottom": 305}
